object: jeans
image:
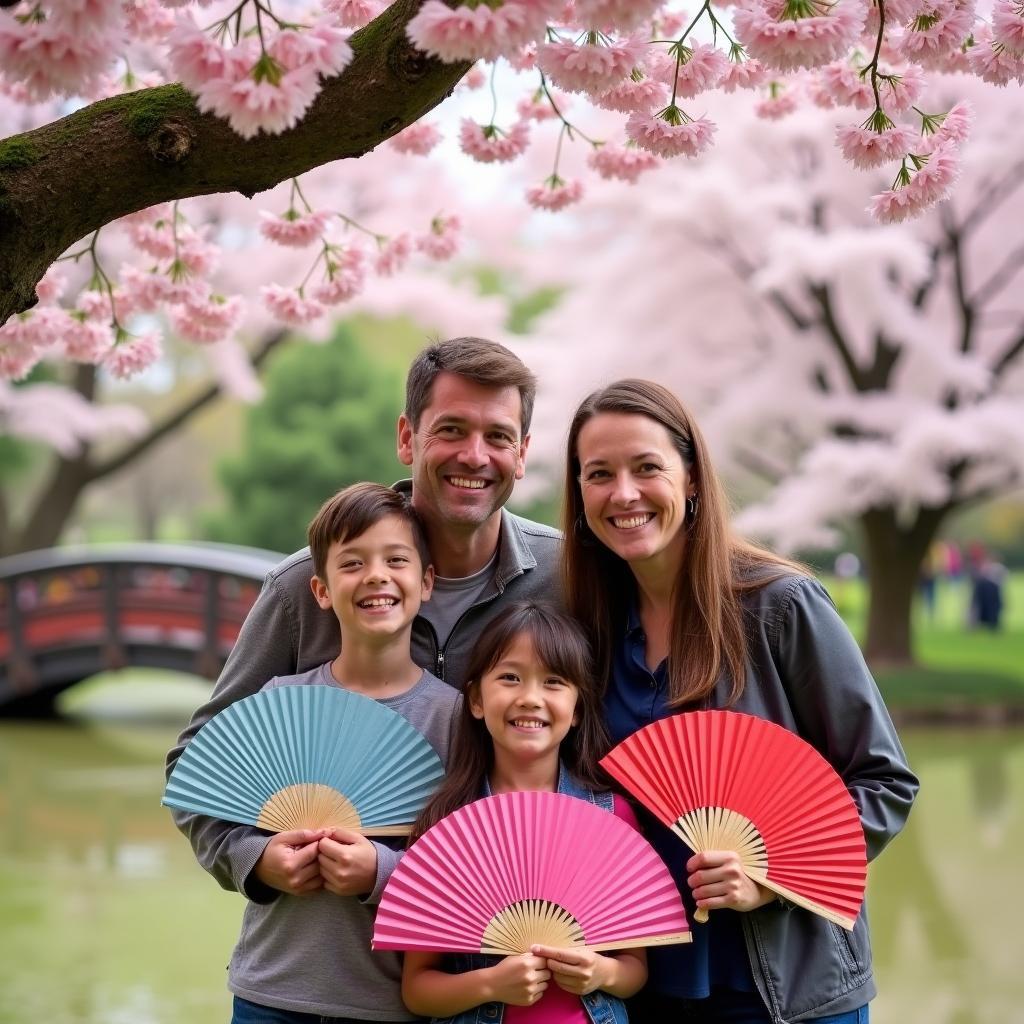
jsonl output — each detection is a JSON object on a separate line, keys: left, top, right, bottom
{"left": 624, "top": 989, "right": 869, "bottom": 1024}
{"left": 231, "top": 995, "right": 410, "bottom": 1024}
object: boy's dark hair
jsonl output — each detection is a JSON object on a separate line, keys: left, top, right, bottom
{"left": 410, "top": 602, "right": 611, "bottom": 843}
{"left": 405, "top": 337, "right": 537, "bottom": 437}
{"left": 308, "top": 483, "right": 430, "bottom": 580}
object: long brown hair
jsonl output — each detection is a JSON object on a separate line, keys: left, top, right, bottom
{"left": 562, "top": 379, "right": 805, "bottom": 708}
{"left": 410, "top": 602, "right": 610, "bottom": 843}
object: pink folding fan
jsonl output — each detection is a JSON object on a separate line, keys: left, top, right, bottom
{"left": 373, "top": 790, "right": 691, "bottom": 955}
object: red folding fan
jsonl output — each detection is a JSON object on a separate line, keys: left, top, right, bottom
{"left": 600, "top": 710, "right": 867, "bottom": 930}
{"left": 372, "top": 790, "right": 692, "bottom": 954}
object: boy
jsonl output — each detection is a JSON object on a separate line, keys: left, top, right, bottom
{"left": 220, "top": 482, "right": 460, "bottom": 1024}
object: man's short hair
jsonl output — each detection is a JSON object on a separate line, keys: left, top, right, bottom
{"left": 308, "top": 483, "right": 430, "bottom": 580}
{"left": 405, "top": 337, "right": 537, "bottom": 437}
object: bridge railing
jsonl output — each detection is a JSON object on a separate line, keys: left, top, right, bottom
{"left": 0, "top": 544, "right": 283, "bottom": 712}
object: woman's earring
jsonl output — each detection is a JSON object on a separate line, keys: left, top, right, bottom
{"left": 686, "top": 495, "right": 700, "bottom": 521}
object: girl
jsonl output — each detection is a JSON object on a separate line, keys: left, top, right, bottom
{"left": 401, "top": 602, "right": 648, "bottom": 1024}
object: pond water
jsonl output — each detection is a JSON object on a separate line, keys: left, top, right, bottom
{"left": 0, "top": 692, "right": 1021, "bottom": 1023}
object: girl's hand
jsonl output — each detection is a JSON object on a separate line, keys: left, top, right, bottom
{"left": 686, "top": 850, "right": 776, "bottom": 914}
{"left": 531, "top": 944, "right": 610, "bottom": 996}
{"left": 484, "top": 954, "right": 551, "bottom": 1006}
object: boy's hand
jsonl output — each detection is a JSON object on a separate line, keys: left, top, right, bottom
{"left": 318, "top": 828, "right": 378, "bottom": 897}
{"left": 531, "top": 945, "right": 610, "bottom": 996}
{"left": 484, "top": 954, "right": 551, "bottom": 1006}
{"left": 253, "top": 830, "right": 323, "bottom": 895}
{"left": 687, "top": 850, "right": 776, "bottom": 914}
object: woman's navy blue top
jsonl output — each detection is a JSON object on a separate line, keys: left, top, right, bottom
{"left": 604, "top": 603, "right": 754, "bottom": 999}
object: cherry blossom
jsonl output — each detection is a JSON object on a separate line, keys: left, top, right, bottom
{"left": 105, "top": 330, "right": 162, "bottom": 379}
{"left": 459, "top": 119, "right": 531, "bottom": 163}
{"left": 573, "top": 0, "right": 665, "bottom": 32}
{"left": 537, "top": 36, "right": 647, "bottom": 95}
{"left": 587, "top": 143, "right": 660, "bottom": 182}
{"left": 733, "top": 0, "right": 868, "bottom": 72}
{"left": 416, "top": 215, "right": 462, "bottom": 260}
{"left": 261, "top": 285, "right": 326, "bottom": 325}
{"left": 626, "top": 108, "right": 717, "bottom": 157}
{"left": 259, "top": 209, "right": 333, "bottom": 248}
{"left": 526, "top": 176, "right": 585, "bottom": 210}
{"left": 406, "top": 0, "right": 558, "bottom": 63}
{"left": 835, "top": 123, "right": 916, "bottom": 168}
{"left": 388, "top": 120, "right": 443, "bottom": 155}
{"left": 323, "top": 0, "right": 386, "bottom": 29}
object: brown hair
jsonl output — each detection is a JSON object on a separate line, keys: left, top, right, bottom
{"left": 562, "top": 379, "right": 805, "bottom": 708}
{"left": 307, "top": 482, "right": 430, "bottom": 580}
{"left": 404, "top": 337, "right": 537, "bottom": 437}
{"left": 410, "top": 602, "right": 610, "bottom": 843}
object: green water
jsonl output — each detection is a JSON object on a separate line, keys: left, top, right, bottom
{"left": 0, "top": 704, "right": 1021, "bottom": 1023}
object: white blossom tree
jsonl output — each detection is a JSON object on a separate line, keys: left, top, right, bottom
{"left": 510, "top": 76, "right": 1024, "bottom": 665}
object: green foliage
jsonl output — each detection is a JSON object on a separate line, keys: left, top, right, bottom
{"left": 206, "top": 326, "right": 405, "bottom": 554}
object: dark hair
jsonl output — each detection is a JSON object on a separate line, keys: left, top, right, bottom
{"left": 405, "top": 337, "right": 537, "bottom": 437}
{"left": 307, "top": 482, "right": 430, "bottom": 580}
{"left": 562, "top": 379, "right": 805, "bottom": 708}
{"left": 410, "top": 602, "right": 610, "bottom": 842}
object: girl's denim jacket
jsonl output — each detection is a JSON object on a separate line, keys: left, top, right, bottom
{"left": 428, "top": 769, "right": 630, "bottom": 1024}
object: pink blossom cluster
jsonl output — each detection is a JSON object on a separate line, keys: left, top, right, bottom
{"left": 755, "top": 86, "right": 800, "bottom": 119}
{"left": 0, "top": 0, "right": 123, "bottom": 100}
{"left": 626, "top": 109, "right": 717, "bottom": 158}
{"left": 719, "top": 57, "right": 770, "bottom": 92}
{"left": 417, "top": 215, "right": 462, "bottom": 260}
{"left": 573, "top": 0, "right": 665, "bottom": 31}
{"left": 375, "top": 234, "right": 413, "bottom": 277}
{"left": 312, "top": 245, "right": 367, "bottom": 306}
{"left": 809, "top": 60, "right": 925, "bottom": 112}
{"left": 869, "top": 146, "right": 960, "bottom": 223}
{"left": 406, "top": 0, "right": 559, "bottom": 63}
{"left": 538, "top": 36, "right": 648, "bottom": 95}
{"left": 388, "top": 120, "right": 443, "bottom": 155}
{"left": 459, "top": 119, "right": 531, "bottom": 163}
{"left": 323, "top": 0, "right": 386, "bottom": 29}
{"left": 898, "top": 0, "right": 975, "bottom": 67}
{"left": 835, "top": 123, "right": 916, "bottom": 168}
{"left": 259, "top": 209, "right": 334, "bottom": 248}
{"left": 733, "top": 0, "right": 867, "bottom": 72}
{"left": 526, "top": 177, "right": 585, "bottom": 211}
{"left": 168, "top": 17, "right": 352, "bottom": 139}
{"left": 106, "top": 331, "right": 162, "bottom": 379}
{"left": 587, "top": 143, "right": 660, "bottom": 182}
{"left": 593, "top": 74, "right": 667, "bottom": 113}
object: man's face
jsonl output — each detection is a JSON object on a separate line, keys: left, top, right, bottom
{"left": 397, "top": 371, "right": 530, "bottom": 530}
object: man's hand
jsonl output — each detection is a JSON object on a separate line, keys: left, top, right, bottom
{"left": 253, "top": 830, "right": 324, "bottom": 895}
{"left": 483, "top": 954, "right": 551, "bottom": 1006}
{"left": 531, "top": 945, "right": 611, "bottom": 996}
{"left": 317, "top": 828, "right": 378, "bottom": 897}
{"left": 687, "top": 850, "right": 776, "bottom": 914}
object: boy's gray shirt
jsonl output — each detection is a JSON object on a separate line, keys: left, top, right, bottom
{"left": 224, "top": 664, "right": 460, "bottom": 1019}
{"left": 165, "top": 502, "right": 560, "bottom": 905}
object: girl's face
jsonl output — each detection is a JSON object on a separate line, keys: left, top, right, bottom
{"left": 470, "top": 632, "right": 580, "bottom": 769}
{"left": 576, "top": 411, "right": 694, "bottom": 575}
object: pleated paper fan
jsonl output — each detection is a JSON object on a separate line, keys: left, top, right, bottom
{"left": 373, "top": 790, "right": 691, "bottom": 955}
{"left": 600, "top": 710, "right": 867, "bottom": 930}
{"left": 162, "top": 684, "right": 444, "bottom": 835}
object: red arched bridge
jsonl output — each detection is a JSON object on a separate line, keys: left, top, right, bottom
{"left": 0, "top": 543, "right": 282, "bottom": 716}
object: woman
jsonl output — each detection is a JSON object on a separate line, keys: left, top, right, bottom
{"left": 562, "top": 379, "right": 918, "bottom": 1024}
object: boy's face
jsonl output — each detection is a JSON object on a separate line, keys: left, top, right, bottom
{"left": 310, "top": 515, "right": 433, "bottom": 642}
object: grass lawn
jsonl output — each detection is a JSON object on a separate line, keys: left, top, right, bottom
{"left": 824, "top": 571, "right": 1024, "bottom": 710}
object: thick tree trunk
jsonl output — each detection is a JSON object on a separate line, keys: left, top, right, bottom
{"left": 0, "top": 0, "right": 469, "bottom": 323}
{"left": 859, "top": 505, "right": 950, "bottom": 667}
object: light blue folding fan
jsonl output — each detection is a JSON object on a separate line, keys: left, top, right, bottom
{"left": 163, "top": 685, "right": 445, "bottom": 835}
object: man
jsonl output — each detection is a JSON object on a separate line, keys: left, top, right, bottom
{"left": 166, "top": 337, "right": 561, "bottom": 912}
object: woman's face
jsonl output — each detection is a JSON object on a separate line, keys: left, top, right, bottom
{"left": 576, "top": 412, "right": 694, "bottom": 575}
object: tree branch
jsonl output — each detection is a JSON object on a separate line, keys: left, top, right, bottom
{"left": 88, "top": 328, "right": 289, "bottom": 483}
{"left": 0, "top": 0, "right": 469, "bottom": 324}
{"left": 991, "top": 326, "right": 1024, "bottom": 382}
{"left": 941, "top": 208, "right": 974, "bottom": 359}
{"left": 972, "top": 241, "right": 1024, "bottom": 308}
{"left": 959, "top": 159, "right": 1024, "bottom": 240}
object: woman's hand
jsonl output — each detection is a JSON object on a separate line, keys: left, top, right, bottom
{"left": 483, "top": 954, "right": 551, "bottom": 1006}
{"left": 317, "top": 828, "right": 378, "bottom": 897}
{"left": 531, "top": 944, "right": 611, "bottom": 996}
{"left": 687, "top": 850, "right": 776, "bottom": 914}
